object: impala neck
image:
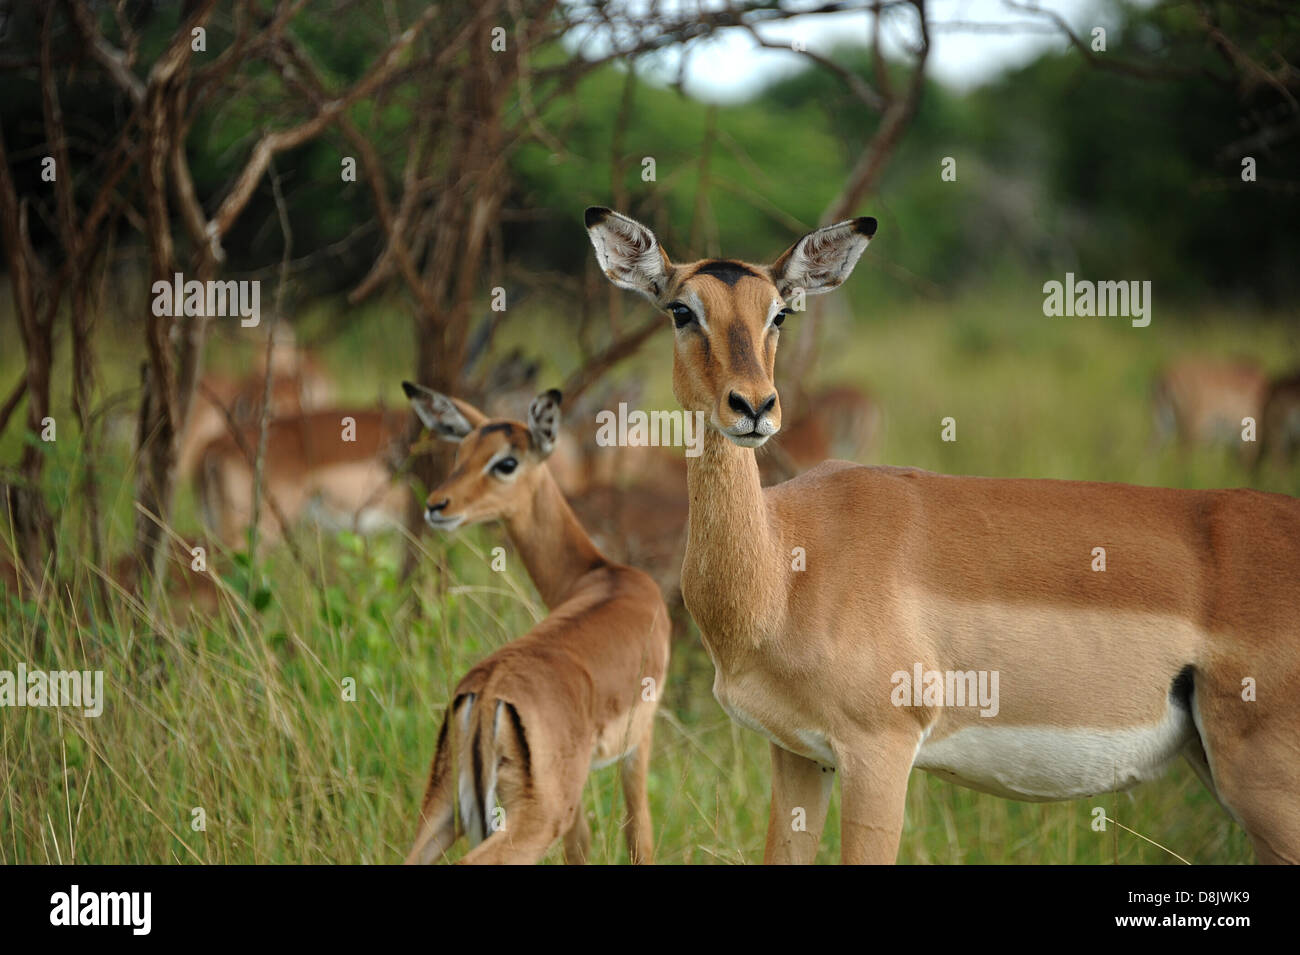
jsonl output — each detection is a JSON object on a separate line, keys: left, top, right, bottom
{"left": 683, "top": 427, "right": 787, "bottom": 647}
{"left": 503, "top": 467, "right": 607, "bottom": 610}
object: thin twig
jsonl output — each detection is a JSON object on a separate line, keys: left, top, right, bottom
{"left": 247, "top": 156, "right": 294, "bottom": 578}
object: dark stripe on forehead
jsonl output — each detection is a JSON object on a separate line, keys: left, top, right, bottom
{"left": 469, "top": 420, "right": 529, "bottom": 454}
{"left": 727, "top": 322, "right": 762, "bottom": 376}
{"left": 691, "top": 260, "right": 760, "bottom": 287}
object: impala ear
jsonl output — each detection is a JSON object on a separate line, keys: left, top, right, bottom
{"left": 770, "top": 217, "right": 877, "bottom": 298}
{"left": 401, "top": 381, "right": 483, "bottom": 442}
{"left": 584, "top": 207, "right": 673, "bottom": 304}
{"left": 526, "top": 388, "right": 562, "bottom": 458}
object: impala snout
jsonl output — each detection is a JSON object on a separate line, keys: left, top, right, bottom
{"left": 720, "top": 387, "right": 780, "bottom": 447}
{"left": 424, "top": 494, "right": 464, "bottom": 531}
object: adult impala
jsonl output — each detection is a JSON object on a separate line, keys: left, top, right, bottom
{"left": 402, "top": 384, "right": 670, "bottom": 864}
{"left": 585, "top": 206, "right": 1300, "bottom": 864}
{"left": 1150, "top": 358, "right": 1268, "bottom": 450}
{"left": 196, "top": 407, "right": 407, "bottom": 546}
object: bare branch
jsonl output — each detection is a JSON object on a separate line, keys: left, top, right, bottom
{"left": 561, "top": 315, "right": 665, "bottom": 407}
{"left": 61, "top": 0, "right": 146, "bottom": 104}
{"left": 209, "top": 6, "right": 440, "bottom": 243}
{"left": 824, "top": 0, "right": 930, "bottom": 223}
{"left": 1001, "top": 0, "right": 1196, "bottom": 82}
{"left": 0, "top": 376, "right": 26, "bottom": 441}
{"left": 740, "top": 21, "right": 887, "bottom": 112}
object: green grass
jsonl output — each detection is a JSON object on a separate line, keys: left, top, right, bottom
{"left": 2, "top": 284, "right": 1292, "bottom": 864}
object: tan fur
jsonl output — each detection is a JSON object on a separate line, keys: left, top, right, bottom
{"left": 567, "top": 480, "right": 688, "bottom": 603}
{"left": 1152, "top": 358, "right": 1268, "bottom": 448}
{"left": 177, "top": 346, "right": 335, "bottom": 480}
{"left": 546, "top": 383, "right": 692, "bottom": 622}
{"left": 554, "top": 384, "right": 876, "bottom": 607}
{"left": 546, "top": 381, "right": 685, "bottom": 499}
{"left": 1255, "top": 371, "right": 1300, "bottom": 470}
{"left": 588, "top": 207, "right": 1300, "bottom": 865}
{"left": 196, "top": 408, "right": 407, "bottom": 546}
{"left": 403, "top": 390, "right": 670, "bottom": 865}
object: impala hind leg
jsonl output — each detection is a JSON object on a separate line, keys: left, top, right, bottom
{"left": 1194, "top": 680, "right": 1300, "bottom": 864}
{"left": 457, "top": 811, "right": 558, "bottom": 864}
{"left": 405, "top": 799, "right": 457, "bottom": 865}
{"left": 458, "top": 743, "right": 586, "bottom": 864}
{"left": 457, "top": 764, "right": 564, "bottom": 865}
{"left": 405, "top": 714, "right": 459, "bottom": 865}
{"left": 620, "top": 733, "right": 655, "bottom": 864}
{"left": 457, "top": 788, "right": 580, "bottom": 865}
{"left": 763, "top": 743, "right": 834, "bottom": 864}
{"left": 1203, "top": 744, "right": 1300, "bottom": 864}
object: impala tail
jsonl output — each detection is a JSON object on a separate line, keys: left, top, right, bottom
{"left": 405, "top": 689, "right": 531, "bottom": 865}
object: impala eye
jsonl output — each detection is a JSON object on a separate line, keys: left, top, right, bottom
{"left": 667, "top": 303, "right": 696, "bottom": 329}
{"left": 494, "top": 456, "right": 518, "bottom": 476}
{"left": 773, "top": 308, "right": 792, "bottom": 328}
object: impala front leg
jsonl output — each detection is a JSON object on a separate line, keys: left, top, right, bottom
{"left": 763, "top": 743, "right": 834, "bottom": 864}
{"left": 836, "top": 735, "right": 916, "bottom": 864}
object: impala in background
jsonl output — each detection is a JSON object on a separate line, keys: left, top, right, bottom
{"left": 195, "top": 408, "right": 407, "bottom": 547}
{"left": 1151, "top": 357, "right": 1268, "bottom": 451}
{"left": 177, "top": 330, "right": 336, "bottom": 480}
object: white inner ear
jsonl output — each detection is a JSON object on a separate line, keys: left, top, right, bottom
{"left": 447, "top": 411, "right": 475, "bottom": 439}
{"left": 428, "top": 396, "right": 472, "bottom": 440}
{"left": 779, "top": 222, "right": 871, "bottom": 296}
{"left": 528, "top": 402, "right": 559, "bottom": 453}
{"left": 406, "top": 383, "right": 473, "bottom": 440}
{"left": 410, "top": 401, "right": 439, "bottom": 432}
{"left": 590, "top": 214, "right": 668, "bottom": 301}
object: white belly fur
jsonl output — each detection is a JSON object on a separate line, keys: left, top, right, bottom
{"left": 913, "top": 703, "right": 1194, "bottom": 801}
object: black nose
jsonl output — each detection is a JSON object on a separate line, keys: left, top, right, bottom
{"left": 728, "top": 391, "right": 776, "bottom": 420}
{"left": 427, "top": 498, "right": 450, "bottom": 514}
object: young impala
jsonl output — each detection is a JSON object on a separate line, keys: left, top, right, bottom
{"left": 586, "top": 206, "right": 1300, "bottom": 865}
{"left": 401, "top": 383, "right": 670, "bottom": 865}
